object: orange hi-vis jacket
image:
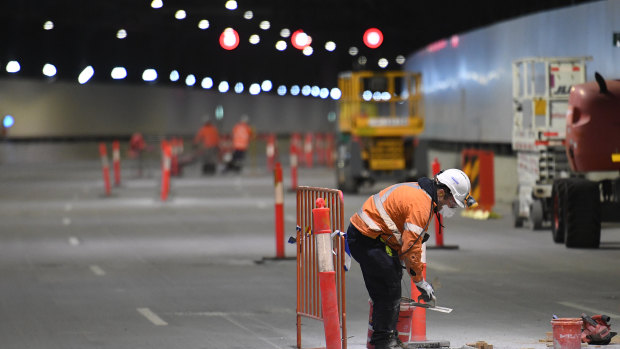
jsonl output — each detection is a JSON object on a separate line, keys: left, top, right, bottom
{"left": 194, "top": 124, "right": 220, "bottom": 148}
{"left": 350, "top": 182, "right": 435, "bottom": 283}
{"left": 232, "top": 122, "right": 252, "bottom": 150}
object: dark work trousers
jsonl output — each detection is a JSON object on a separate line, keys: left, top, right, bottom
{"left": 346, "top": 223, "right": 402, "bottom": 340}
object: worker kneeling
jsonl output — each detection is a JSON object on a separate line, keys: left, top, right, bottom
{"left": 347, "top": 169, "right": 476, "bottom": 349}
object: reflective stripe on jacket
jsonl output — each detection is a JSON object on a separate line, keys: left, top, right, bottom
{"left": 350, "top": 182, "right": 434, "bottom": 282}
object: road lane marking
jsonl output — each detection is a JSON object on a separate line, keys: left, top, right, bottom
{"left": 137, "top": 308, "right": 168, "bottom": 326}
{"left": 68, "top": 236, "right": 80, "bottom": 246}
{"left": 557, "top": 301, "right": 620, "bottom": 318}
{"left": 89, "top": 265, "right": 106, "bottom": 276}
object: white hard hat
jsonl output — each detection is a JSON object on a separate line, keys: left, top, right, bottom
{"left": 240, "top": 114, "right": 249, "bottom": 123}
{"left": 436, "top": 169, "right": 472, "bottom": 208}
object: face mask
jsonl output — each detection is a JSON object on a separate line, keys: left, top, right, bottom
{"left": 439, "top": 205, "right": 456, "bottom": 218}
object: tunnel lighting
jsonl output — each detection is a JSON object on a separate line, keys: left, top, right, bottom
{"left": 291, "top": 30, "right": 311, "bottom": 50}
{"left": 111, "top": 67, "right": 127, "bottom": 80}
{"left": 275, "top": 40, "right": 287, "bottom": 51}
{"left": 330, "top": 88, "right": 342, "bottom": 100}
{"left": 395, "top": 55, "right": 406, "bottom": 65}
{"left": 234, "top": 82, "right": 244, "bottom": 93}
{"left": 78, "top": 66, "right": 94, "bottom": 84}
{"left": 277, "top": 85, "right": 287, "bottom": 95}
{"left": 201, "top": 77, "right": 213, "bottom": 89}
{"left": 280, "top": 28, "right": 290, "bottom": 38}
{"left": 249, "top": 34, "right": 260, "bottom": 44}
{"left": 185, "top": 74, "right": 196, "bottom": 86}
{"left": 302, "top": 46, "right": 313, "bottom": 56}
{"left": 219, "top": 28, "right": 239, "bottom": 50}
{"left": 244, "top": 11, "right": 253, "bottom": 20}
{"left": 198, "top": 20, "right": 210, "bottom": 30}
{"left": 261, "top": 80, "right": 272, "bottom": 92}
{"left": 290, "top": 85, "right": 300, "bottom": 96}
{"left": 362, "top": 90, "right": 372, "bottom": 101}
{"left": 378, "top": 58, "right": 388, "bottom": 68}
{"left": 151, "top": 0, "right": 163, "bottom": 9}
{"left": 218, "top": 81, "right": 229, "bottom": 93}
{"left": 301, "top": 85, "right": 311, "bottom": 96}
{"left": 259, "top": 21, "right": 270, "bottom": 30}
{"left": 3, "top": 115, "right": 14, "bottom": 128}
{"left": 175, "top": 10, "right": 186, "bottom": 20}
{"left": 311, "top": 86, "right": 320, "bottom": 97}
{"left": 373, "top": 91, "right": 383, "bottom": 101}
{"left": 363, "top": 28, "right": 383, "bottom": 49}
{"left": 116, "top": 29, "right": 127, "bottom": 39}
{"left": 6, "top": 61, "right": 20, "bottom": 73}
{"left": 381, "top": 92, "right": 391, "bottom": 101}
{"left": 358, "top": 56, "right": 367, "bottom": 66}
{"left": 43, "top": 20, "right": 54, "bottom": 30}
{"left": 249, "top": 83, "right": 261, "bottom": 95}
{"left": 320, "top": 88, "right": 329, "bottom": 99}
{"left": 325, "top": 41, "right": 336, "bottom": 52}
{"left": 169, "top": 70, "right": 179, "bottom": 82}
{"left": 348, "top": 46, "right": 359, "bottom": 56}
{"left": 42, "top": 63, "right": 57, "bottom": 77}
{"left": 225, "top": 0, "right": 237, "bottom": 10}
{"left": 142, "top": 68, "right": 157, "bottom": 82}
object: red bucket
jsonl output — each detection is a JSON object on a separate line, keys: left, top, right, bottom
{"left": 367, "top": 299, "right": 415, "bottom": 349}
{"left": 550, "top": 318, "right": 582, "bottom": 349}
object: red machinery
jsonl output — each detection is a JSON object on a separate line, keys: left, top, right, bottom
{"left": 551, "top": 73, "right": 620, "bottom": 248}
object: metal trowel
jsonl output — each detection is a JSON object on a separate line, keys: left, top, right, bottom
{"left": 401, "top": 297, "right": 453, "bottom": 313}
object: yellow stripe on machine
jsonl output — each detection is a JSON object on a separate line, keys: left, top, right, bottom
{"left": 612, "top": 153, "right": 620, "bottom": 163}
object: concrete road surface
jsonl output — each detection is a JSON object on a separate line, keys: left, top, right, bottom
{"left": 1, "top": 159, "right": 619, "bottom": 349}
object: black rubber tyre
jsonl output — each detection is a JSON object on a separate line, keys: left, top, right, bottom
{"left": 551, "top": 179, "right": 568, "bottom": 243}
{"left": 512, "top": 199, "right": 524, "bottom": 228}
{"left": 563, "top": 178, "right": 601, "bottom": 248}
{"left": 530, "top": 200, "right": 544, "bottom": 230}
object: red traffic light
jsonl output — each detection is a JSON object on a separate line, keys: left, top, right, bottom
{"left": 363, "top": 28, "right": 383, "bottom": 49}
{"left": 291, "top": 29, "right": 312, "bottom": 50}
{"left": 219, "top": 28, "right": 240, "bottom": 50}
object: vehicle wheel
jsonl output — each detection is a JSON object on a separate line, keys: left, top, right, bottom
{"left": 512, "top": 199, "right": 524, "bottom": 228}
{"left": 551, "top": 179, "right": 567, "bottom": 243}
{"left": 563, "top": 178, "right": 601, "bottom": 248}
{"left": 530, "top": 200, "right": 544, "bottom": 230}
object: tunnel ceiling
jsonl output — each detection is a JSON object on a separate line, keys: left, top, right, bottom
{"left": 0, "top": 0, "right": 599, "bottom": 90}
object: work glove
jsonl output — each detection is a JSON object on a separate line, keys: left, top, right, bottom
{"left": 414, "top": 279, "right": 436, "bottom": 303}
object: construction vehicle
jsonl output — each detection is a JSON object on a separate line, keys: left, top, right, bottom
{"left": 511, "top": 57, "right": 591, "bottom": 229}
{"left": 336, "top": 70, "right": 423, "bottom": 193}
{"left": 550, "top": 73, "right": 620, "bottom": 248}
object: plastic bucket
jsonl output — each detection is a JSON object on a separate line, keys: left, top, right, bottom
{"left": 550, "top": 318, "right": 583, "bottom": 349}
{"left": 367, "top": 299, "right": 415, "bottom": 349}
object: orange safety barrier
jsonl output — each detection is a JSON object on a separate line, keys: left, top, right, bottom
{"left": 274, "top": 162, "right": 285, "bottom": 258}
{"left": 99, "top": 143, "right": 111, "bottom": 196}
{"left": 160, "top": 140, "right": 172, "bottom": 201}
{"left": 296, "top": 186, "right": 347, "bottom": 349}
{"left": 461, "top": 149, "right": 495, "bottom": 213}
{"left": 266, "top": 133, "right": 277, "bottom": 172}
{"left": 112, "top": 140, "right": 121, "bottom": 186}
{"left": 303, "top": 132, "right": 314, "bottom": 168}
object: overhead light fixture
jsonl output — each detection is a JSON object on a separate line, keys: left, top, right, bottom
{"left": 249, "top": 34, "right": 260, "bottom": 44}
{"left": 218, "top": 81, "right": 229, "bottom": 93}
{"left": 201, "top": 77, "right": 213, "bottom": 89}
{"left": 142, "top": 68, "right": 157, "bottom": 82}
{"left": 111, "top": 67, "right": 127, "bottom": 80}
{"left": 395, "top": 55, "right": 406, "bottom": 65}
{"left": 244, "top": 11, "right": 253, "bottom": 20}
{"left": 320, "top": 88, "right": 329, "bottom": 99}
{"left": 78, "top": 66, "right": 94, "bottom": 84}
{"left": 290, "top": 85, "right": 300, "bottom": 96}
{"left": 151, "top": 0, "right": 163, "bottom": 9}
{"left": 303, "top": 46, "right": 313, "bottom": 56}
{"left": 348, "top": 47, "right": 359, "bottom": 56}
{"left": 175, "top": 10, "right": 186, "bottom": 20}
{"left": 234, "top": 82, "right": 244, "bottom": 93}
{"left": 261, "top": 80, "right": 272, "bottom": 92}
{"left": 249, "top": 83, "right": 261, "bottom": 95}
{"left": 219, "top": 28, "right": 239, "bottom": 50}
{"left": 185, "top": 74, "right": 196, "bottom": 86}
{"left": 280, "top": 29, "right": 290, "bottom": 38}
{"left": 291, "top": 30, "right": 311, "bottom": 50}
{"left": 116, "top": 29, "right": 127, "bottom": 39}
{"left": 378, "top": 58, "right": 388, "bottom": 68}
{"left": 277, "top": 85, "right": 287, "bottom": 96}
{"left": 169, "top": 70, "right": 180, "bottom": 82}
{"left": 43, "top": 20, "right": 54, "bottom": 30}
{"left": 42, "top": 63, "right": 56, "bottom": 77}
{"left": 363, "top": 28, "right": 383, "bottom": 49}
{"left": 225, "top": 0, "right": 237, "bottom": 10}
{"left": 259, "top": 21, "right": 270, "bottom": 30}
{"left": 301, "top": 85, "right": 311, "bottom": 96}
{"left": 275, "top": 40, "right": 287, "bottom": 51}
{"left": 325, "top": 41, "right": 336, "bottom": 52}
{"left": 198, "top": 20, "right": 210, "bottom": 30}
{"left": 6, "top": 60, "right": 20, "bottom": 73}
{"left": 330, "top": 88, "right": 342, "bottom": 100}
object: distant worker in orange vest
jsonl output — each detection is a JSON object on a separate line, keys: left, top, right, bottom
{"left": 129, "top": 132, "right": 148, "bottom": 177}
{"left": 193, "top": 115, "right": 220, "bottom": 175}
{"left": 227, "top": 114, "right": 253, "bottom": 173}
{"left": 346, "top": 169, "right": 477, "bottom": 349}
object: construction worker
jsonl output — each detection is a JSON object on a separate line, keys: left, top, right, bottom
{"left": 226, "top": 114, "right": 253, "bottom": 172}
{"left": 346, "top": 169, "right": 476, "bottom": 349}
{"left": 193, "top": 115, "right": 220, "bottom": 174}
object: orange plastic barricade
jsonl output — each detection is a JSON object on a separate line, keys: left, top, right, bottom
{"left": 99, "top": 143, "right": 111, "bottom": 196}
{"left": 112, "top": 140, "right": 121, "bottom": 186}
{"left": 296, "top": 186, "right": 347, "bottom": 349}
{"left": 461, "top": 149, "right": 495, "bottom": 218}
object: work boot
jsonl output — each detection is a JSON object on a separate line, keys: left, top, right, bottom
{"left": 370, "top": 331, "right": 401, "bottom": 349}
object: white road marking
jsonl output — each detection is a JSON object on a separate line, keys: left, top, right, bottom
{"left": 89, "top": 265, "right": 106, "bottom": 276}
{"left": 221, "top": 314, "right": 281, "bottom": 349}
{"left": 427, "top": 262, "right": 459, "bottom": 273}
{"left": 137, "top": 308, "right": 168, "bottom": 326}
{"left": 68, "top": 236, "right": 80, "bottom": 246}
{"left": 557, "top": 301, "right": 620, "bottom": 319}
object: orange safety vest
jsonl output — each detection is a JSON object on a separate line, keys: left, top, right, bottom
{"left": 194, "top": 124, "right": 220, "bottom": 148}
{"left": 232, "top": 122, "right": 252, "bottom": 150}
{"left": 350, "top": 182, "right": 435, "bottom": 282}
